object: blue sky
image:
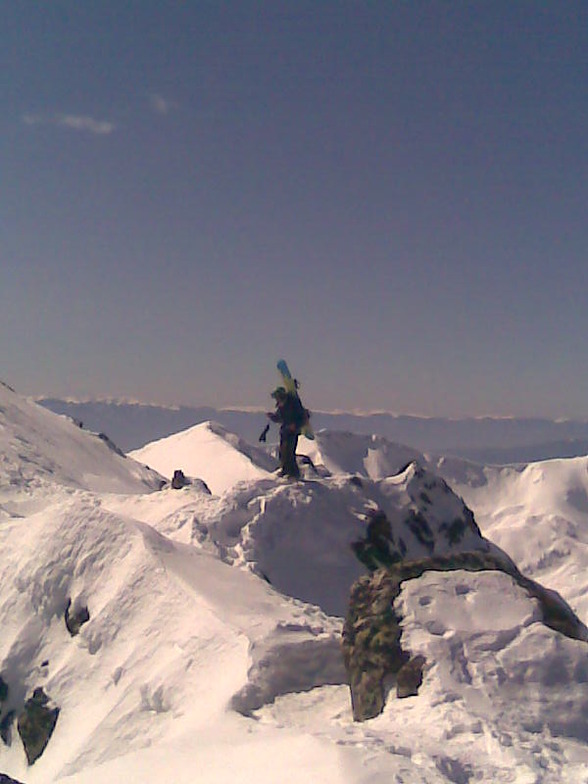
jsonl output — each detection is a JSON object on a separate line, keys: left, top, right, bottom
{"left": 2, "top": 1, "right": 587, "bottom": 417}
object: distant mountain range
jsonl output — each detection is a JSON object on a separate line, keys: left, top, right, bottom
{"left": 39, "top": 398, "right": 588, "bottom": 463}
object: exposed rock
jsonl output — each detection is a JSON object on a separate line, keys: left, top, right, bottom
{"left": 440, "top": 515, "right": 471, "bottom": 545}
{"left": 17, "top": 688, "right": 59, "bottom": 765}
{"left": 351, "top": 510, "right": 402, "bottom": 572}
{"left": 342, "top": 569, "right": 408, "bottom": 721}
{"left": 171, "top": 469, "right": 187, "bottom": 489}
{"left": 65, "top": 597, "right": 90, "bottom": 637}
{"left": 168, "top": 470, "right": 211, "bottom": 493}
{"left": 0, "top": 710, "right": 15, "bottom": 745}
{"left": 404, "top": 509, "right": 435, "bottom": 551}
{"left": 0, "top": 676, "right": 7, "bottom": 703}
{"left": 0, "top": 773, "right": 27, "bottom": 784}
{"left": 351, "top": 464, "right": 486, "bottom": 568}
{"left": 435, "top": 756, "right": 474, "bottom": 784}
{"left": 97, "top": 431, "right": 126, "bottom": 457}
{"left": 396, "top": 655, "right": 426, "bottom": 698}
{"left": 0, "top": 676, "right": 13, "bottom": 746}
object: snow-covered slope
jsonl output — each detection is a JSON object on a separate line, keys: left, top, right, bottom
{"left": 435, "top": 454, "right": 588, "bottom": 620}
{"left": 130, "top": 420, "right": 278, "bottom": 494}
{"left": 120, "top": 461, "right": 491, "bottom": 618}
{"left": 0, "top": 482, "right": 350, "bottom": 783}
{"left": 1, "top": 386, "right": 587, "bottom": 783}
{"left": 0, "top": 382, "right": 162, "bottom": 495}
{"left": 0, "top": 390, "right": 348, "bottom": 783}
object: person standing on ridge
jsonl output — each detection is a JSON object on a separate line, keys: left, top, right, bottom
{"left": 264, "top": 385, "right": 309, "bottom": 478}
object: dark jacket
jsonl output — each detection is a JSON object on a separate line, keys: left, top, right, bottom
{"left": 269, "top": 393, "right": 308, "bottom": 431}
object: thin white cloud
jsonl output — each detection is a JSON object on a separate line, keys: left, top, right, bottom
{"left": 57, "top": 114, "right": 115, "bottom": 134}
{"left": 22, "top": 113, "right": 116, "bottom": 135}
{"left": 148, "top": 93, "right": 175, "bottom": 115}
{"left": 22, "top": 113, "right": 43, "bottom": 126}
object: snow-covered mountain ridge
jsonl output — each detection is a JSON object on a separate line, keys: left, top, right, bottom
{"left": 1, "top": 384, "right": 588, "bottom": 782}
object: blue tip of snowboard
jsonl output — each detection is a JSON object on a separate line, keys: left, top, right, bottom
{"left": 277, "top": 359, "right": 291, "bottom": 378}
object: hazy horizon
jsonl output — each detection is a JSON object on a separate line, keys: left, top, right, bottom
{"left": 33, "top": 392, "right": 588, "bottom": 424}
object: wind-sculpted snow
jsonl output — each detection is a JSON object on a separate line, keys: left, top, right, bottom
{"left": 0, "top": 496, "right": 242, "bottom": 780}
{"left": 396, "top": 571, "right": 588, "bottom": 774}
{"left": 1, "top": 384, "right": 588, "bottom": 782}
{"left": 298, "top": 430, "right": 423, "bottom": 480}
{"left": 295, "top": 429, "right": 430, "bottom": 488}
{"left": 185, "top": 463, "right": 495, "bottom": 616}
{"left": 0, "top": 483, "right": 346, "bottom": 782}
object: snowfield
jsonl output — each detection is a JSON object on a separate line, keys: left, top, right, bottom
{"left": 1, "top": 383, "right": 587, "bottom": 783}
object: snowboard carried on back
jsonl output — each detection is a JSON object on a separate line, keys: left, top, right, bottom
{"left": 276, "top": 359, "right": 314, "bottom": 439}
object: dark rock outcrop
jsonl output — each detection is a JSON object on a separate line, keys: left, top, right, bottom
{"left": 0, "top": 710, "right": 15, "bottom": 745}
{"left": 343, "top": 547, "right": 588, "bottom": 721}
{"left": 342, "top": 569, "right": 408, "bottom": 721}
{"left": 171, "top": 469, "right": 187, "bottom": 489}
{"left": 97, "top": 431, "right": 126, "bottom": 457}
{"left": 17, "top": 688, "right": 59, "bottom": 765}
{"left": 168, "top": 470, "right": 211, "bottom": 494}
{"left": 352, "top": 464, "right": 486, "bottom": 568}
{"left": 0, "top": 676, "right": 7, "bottom": 703}
{"left": 0, "top": 773, "right": 27, "bottom": 784}
{"left": 65, "top": 598, "right": 90, "bottom": 637}
{"left": 351, "top": 511, "right": 402, "bottom": 572}
{"left": 396, "top": 654, "right": 426, "bottom": 698}
{"left": 0, "top": 675, "right": 13, "bottom": 745}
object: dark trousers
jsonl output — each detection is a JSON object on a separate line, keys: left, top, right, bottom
{"left": 279, "top": 427, "right": 300, "bottom": 477}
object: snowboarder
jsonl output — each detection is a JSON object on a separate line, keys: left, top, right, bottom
{"left": 265, "top": 385, "right": 309, "bottom": 478}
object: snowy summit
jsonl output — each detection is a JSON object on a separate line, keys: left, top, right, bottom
{"left": 1, "top": 381, "right": 588, "bottom": 783}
